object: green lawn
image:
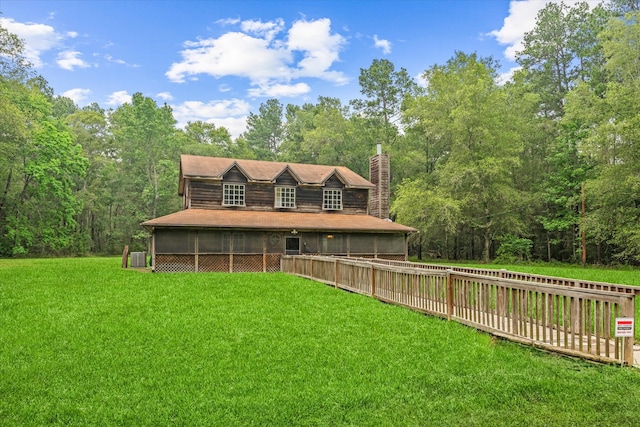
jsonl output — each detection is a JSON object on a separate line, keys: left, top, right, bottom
{"left": 1, "top": 258, "right": 640, "bottom": 426}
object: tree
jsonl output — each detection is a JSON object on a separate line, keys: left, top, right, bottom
{"left": 109, "top": 93, "right": 182, "bottom": 250}
{"left": 516, "top": 2, "right": 609, "bottom": 118}
{"left": 66, "top": 108, "right": 115, "bottom": 253}
{"left": 392, "top": 178, "right": 461, "bottom": 259}
{"left": 565, "top": 10, "right": 640, "bottom": 263}
{"left": 0, "top": 23, "right": 31, "bottom": 80}
{"left": 8, "top": 121, "right": 88, "bottom": 255}
{"left": 399, "top": 52, "right": 526, "bottom": 262}
{"left": 182, "top": 121, "right": 234, "bottom": 157}
{"left": 352, "top": 59, "right": 418, "bottom": 147}
{"left": 241, "top": 99, "right": 284, "bottom": 160}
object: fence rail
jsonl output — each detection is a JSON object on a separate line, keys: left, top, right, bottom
{"left": 347, "top": 257, "right": 640, "bottom": 297}
{"left": 282, "top": 255, "right": 636, "bottom": 366}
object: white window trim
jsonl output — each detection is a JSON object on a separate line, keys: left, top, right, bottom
{"left": 323, "top": 189, "right": 343, "bottom": 211}
{"left": 275, "top": 186, "right": 296, "bottom": 209}
{"left": 223, "top": 183, "right": 245, "bottom": 206}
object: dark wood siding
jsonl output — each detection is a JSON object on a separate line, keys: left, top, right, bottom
{"left": 190, "top": 181, "right": 222, "bottom": 209}
{"left": 295, "top": 186, "right": 321, "bottom": 212}
{"left": 274, "top": 171, "right": 298, "bottom": 186}
{"left": 343, "top": 189, "right": 368, "bottom": 214}
{"left": 245, "top": 183, "right": 274, "bottom": 210}
{"left": 223, "top": 166, "right": 248, "bottom": 183}
{"left": 185, "top": 176, "right": 367, "bottom": 214}
{"left": 324, "top": 175, "right": 344, "bottom": 189}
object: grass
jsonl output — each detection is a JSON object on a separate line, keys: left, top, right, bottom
{"left": 1, "top": 257, "right": 640, "bottom": 426}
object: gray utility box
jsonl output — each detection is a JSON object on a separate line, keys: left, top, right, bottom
{"left": 130, "top": 252, "right": 147, "bottom": 268}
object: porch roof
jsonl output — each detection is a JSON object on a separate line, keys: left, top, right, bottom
{"left": 142, "top": 209, "right": 416, "bottom": 233}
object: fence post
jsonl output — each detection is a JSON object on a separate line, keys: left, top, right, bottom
{"left": 371, "top": 263, "right": 376, "bottom": 298}
{"left": 446, "top": 269, "right": 454, "bottom": 320}
{"left": 622, "top": 296, "right": 635, "bottom": 366}
{"left": 334, "top": 258, "right": 338, "bottom": 289}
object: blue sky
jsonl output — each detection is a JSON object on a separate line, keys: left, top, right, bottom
{"left": 0, "top": 0, "right": 601, "bottom": 138}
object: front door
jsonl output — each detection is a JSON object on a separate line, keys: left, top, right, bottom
{"left": 285, "top": 237, "right": 300, "bottom": 255}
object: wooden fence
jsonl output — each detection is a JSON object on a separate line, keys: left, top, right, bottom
{"left": 281, "top": 255, "right": 636, "bottom": 366}
{"left": 348, "top": 257, "right": 640, "bottom": 297}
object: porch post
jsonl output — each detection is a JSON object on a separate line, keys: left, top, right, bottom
{"left": 262, "top": 232, "right": 267, "bottom": 272}
{"left": 229, "top": 233, "right": 234, "bottom": 273}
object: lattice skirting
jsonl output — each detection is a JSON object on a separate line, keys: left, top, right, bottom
{"left": 232, "top": 255, "right": 264, "bottom": 272}
{"left": 155, "top": 254, "right": 196, "bottom": 273}
{"left": 199, "top": 255, "right": 230, "bottom": 272}
{"left": 154, "top": 254, "right": 282, "bottom": 272}
{"left": 265, "top": 254, "right": 281, "bottom": 272}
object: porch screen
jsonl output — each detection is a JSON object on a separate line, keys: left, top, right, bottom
{"left": 235, "top": 232, "right": 264, "bottom": 254}
{"left": 198, "top": 231, "right": 224, "bottom": 253}
{"left": 300, "top": 233, "right": 317, "bottom": 254}
{"left": 267, "top": 233, "right": 284, "bottom": 253}
{"left": 350, "top": 234, "right": 375, "bottom": 254}
{"left": 377, "top": 234, "right": 405, "bottom": 254}
{"left": 321, "top": 234, "right": 346, "bottom": 255}
{"left": 155, "top": 229, "right": 195, "bottom": 254}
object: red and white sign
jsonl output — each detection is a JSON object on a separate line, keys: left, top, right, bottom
{"left": 615, "top": 317, "right": 634, "bottom": 338}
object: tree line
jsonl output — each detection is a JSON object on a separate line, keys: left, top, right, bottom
{"left": 1, "top": 1, "right": 639, "bottom": 264}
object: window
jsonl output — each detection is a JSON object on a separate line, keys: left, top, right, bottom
{"left": 223, "top": 184, "right": 245, "bottom": 206}
{"left": 323, "top": 189, "right": 342, "bottom": 210}
{"left": 275, "top": 186, "right": 296, "bottom": 208}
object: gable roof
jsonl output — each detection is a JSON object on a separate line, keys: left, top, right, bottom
{"left": 179, "top": 155, "right": 375, "bottom": 195}
{"left": 142, "top": 209, "right": 416, "bottom": 233}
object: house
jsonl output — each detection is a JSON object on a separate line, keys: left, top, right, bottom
{"left": 141, "top": 151, "right": 416, "bottom": 272}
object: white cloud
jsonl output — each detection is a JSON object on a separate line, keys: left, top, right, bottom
{"left": 156, "top": 92, "right": 173, "bottom": 101}
{"left": 373, "top": 35, "right": 392, "bottom": 54}
{"left": 416, "top": 72, "right": 429, "bottom": 88}
{"left": 67, "top": 31, "right": 79, "bottom": 38}
{"left": 247, "top": 82, "right": 311, "bottom": 98}
{"left": 105, "top": 55, "right": 126, "bottom": 65}
{"left": 488, "top": 0, "right": 602, "bottom": 61}
{"left": 216, "top": 17, "right": 240, "bottom": 26}
{"left": 166, "top": 17, "right": 347, "bottom": 93}
{"left": 241, "top": 18, "right": 285, "bottom": 42}
{"left": 57, "top": 50, "right": 90, "bottom": 70}
{"left": 219, "top": 84, "right": 232, "bottom": 93}
{"left": 166, "top": 31, "right": 291, "bottom": 83}
{"left": 208, "top": 116, "right": 248, "bottom": 140}
{"left": 61, "top": 88, "right": 91, "bottom": 104}
{"left": 287, "top": 18, "right": 347, "bottom": 82}
{"left": 104, "top": 54, "right": 140, "bottom": 68}
{"left": 171, "top": 98, "right": 251, "bottom": 138}
{"left": 496, "top": 66, "right": 522, "bottom": 85}
{"left": 106, "top": 90, "right": 132, "bottom": 106}
{"left": 0, "top": 17, "right": 65, "bottom": 67}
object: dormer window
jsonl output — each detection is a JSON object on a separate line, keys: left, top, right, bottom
{"left": 223, "top": 183, "right": 245, "bottom": 206}
{"left": 323, "top": 189, "right": 342, "bottom": 210}
{"left": 275, "top": 186, "right": 296, "bottom": 208}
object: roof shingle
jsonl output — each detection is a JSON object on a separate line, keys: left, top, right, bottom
{"left": 142, "top": 209, "right": 416, "bottom": 233}
{"left": 180, "top": 155, "right": 375, "bottom": 193}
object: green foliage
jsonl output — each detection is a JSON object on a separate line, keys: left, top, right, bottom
{"left": 495, "top": 234, "right": 533, "bottom": 263}
{"left": 402, "top": 52, "right": 527, "bottom": 262}
{"left": 181, "top": 120, "right": 235, "bottom": 157}
{"left": 352, "top": 58, "right": 418, "bottom": 146}
{"left": 2, "top": 258, "right": 640, "bottom": 425}
{"left": 242, "top": 98, "right": 284, "bottom": 160}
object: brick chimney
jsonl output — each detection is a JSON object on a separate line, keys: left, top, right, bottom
{"left": 369, "top": 143, "right": 390, "bottom": 219}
